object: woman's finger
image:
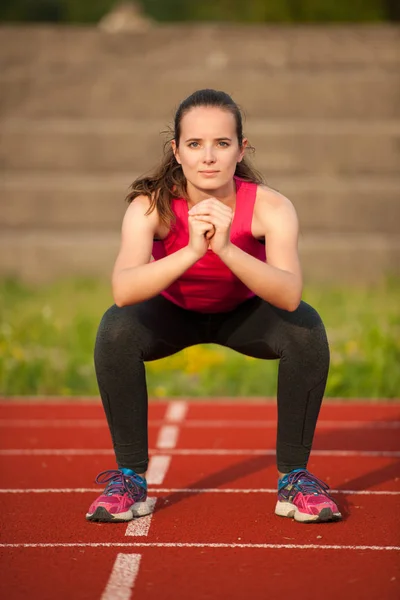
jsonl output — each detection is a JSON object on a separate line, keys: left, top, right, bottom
{"left": 189, "top": 199, "right": 233, "bottom": 218}
{"left": 205, "top": 225, "right": 216, "bottom": 240}
{"left": 188, "top": 216, "right": 215, "bottom": 236}
{"left": 191, "top": 214, "right": 230, "bottom": 231}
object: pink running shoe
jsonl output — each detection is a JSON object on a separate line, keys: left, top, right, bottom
{"left": 86, "top": 468, "right": 151, "bottom": 523}
{"left": 275, "top": 469, "right": 342, "bottom": 523}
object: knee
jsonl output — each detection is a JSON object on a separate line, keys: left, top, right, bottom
{"left": 95, "top": 304, "right": 138, "bottom": 347}
{"left": 284, "top": 302, "right": 330, "bottom": 360}
{"left": 293, "top": 301, "right": 325, "bottom": 330}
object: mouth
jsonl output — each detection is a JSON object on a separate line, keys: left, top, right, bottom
{"left": 199, "top": 170, "right": 219, "bottom": 174}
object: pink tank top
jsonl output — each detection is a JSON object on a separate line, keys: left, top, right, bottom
{"left": 152, "top": 177, "right": 266, "bottom": 313}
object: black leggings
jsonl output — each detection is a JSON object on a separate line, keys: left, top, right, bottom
{"left": 94, "top": 294, "right": 330, "bottom": 474}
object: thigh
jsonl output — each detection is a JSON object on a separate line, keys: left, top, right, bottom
{"left": 212, "top": 296, "right": 323, "bottom": 359}
{"left": 97, "top": 295, "right": 209, "bottom": 362}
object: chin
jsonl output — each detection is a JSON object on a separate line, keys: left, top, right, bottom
{"left": 195, "top": 174, "right": 227, "bottom": 189}
{"left": 198, "top": 179, "right": 220, "bottom": 188}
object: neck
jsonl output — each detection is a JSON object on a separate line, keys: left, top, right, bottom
{"left": 186, "top": 178, "right": 236, "bottom": 207}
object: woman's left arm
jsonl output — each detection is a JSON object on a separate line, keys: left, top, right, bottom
{"left": 218, "top": 189, "right": 303, "bottom": 312}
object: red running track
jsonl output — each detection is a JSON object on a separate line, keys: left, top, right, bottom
{"left": 0, "top": 399, "right": 399, "bottom": 600}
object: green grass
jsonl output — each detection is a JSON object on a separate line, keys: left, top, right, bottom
{"left": 0, "top": 276, "right": 399, "bottom": 398}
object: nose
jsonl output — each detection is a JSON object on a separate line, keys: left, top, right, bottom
{"left": 202, "top": 145, "right": 216, "bottom": 164}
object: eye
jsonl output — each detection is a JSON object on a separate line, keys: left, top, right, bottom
{"left": 188, "top": 141, "right": 200, "bottom": 148}
{"left": 218, "top": 141, "right": 230, "bottom": 147}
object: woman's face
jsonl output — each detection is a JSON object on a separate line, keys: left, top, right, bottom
{"left": 172, "top": 106, "right": 247, "bottom": 192}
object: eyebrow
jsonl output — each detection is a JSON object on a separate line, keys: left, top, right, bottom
{"left": 184, "top": 137, "right": 232, "bottom": 142}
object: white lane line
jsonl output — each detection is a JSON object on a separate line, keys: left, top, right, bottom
{"left": 125, "top": 499, "right": 157, "bottom": 537}
{"left": 156, "top": 425, "right": 179, "bottom": 449}
{"left": 127, "top": 403, "right": 186, "bottom": 539}
{"left": 1, "top": 542, "right": 399, "bottom": 551}
{"left": 160, "top": 449, "right": 400, "bottom": 457}
{"left": 0, "top": 399, "right": 397, "bottom": 405}
{"left": 1, "top": 449, "right": 399, "bottom": 457}
{"left": 1, "top": 418, "right": 399, "bottom": 429}
{"left": 0, "top": 419, "right": 108, "bottom": 428}
{"left": 146, "top": 456, "right": 171, "bottom": 485}
{"left": 0, "top": 488, "right": 100, "bottom": 493}
{"left": 1, "top": 488, "right": 399, "bottom": 496}
{"left": 164, "top": 401, "right": 188, "bottom": 423}
{"left": 148, "top": 402, "right": 187, "bottom": 485}
{"left": 179, "top": 420, "right": 400, "bottom": 429}
{"left": 153, "top": 402, "right": 186, "bottom": 455}
{"left": 101, "top": 553, "right": 141, "bottom": 600}
{"left": 0, "top": 449, "right": 115, "bottom": 456}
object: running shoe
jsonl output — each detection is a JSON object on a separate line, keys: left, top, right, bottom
{"left": 275, "top": 468, "right": 342, "bottom": 523}
{"left": 86, "top": 468, "right": 151, "bottom": 522}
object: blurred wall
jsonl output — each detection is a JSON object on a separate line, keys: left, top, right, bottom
{"left": 0, "top": 24, "right": 399, "bottom": 284}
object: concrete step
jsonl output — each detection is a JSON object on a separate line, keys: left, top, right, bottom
{"left": 1, "top": 119, "right": 399, "bottom": 174}
{"left": 1, "top": 69, "right": 399, "bottom": 119}
{"left": 1, "top": 173, "right": 399, "bottom": 234}
{"left": 1, "top": 230, "right": 398, "bottom": 285}
{"left": 1, "top": 25, "right": 398, "bottom": 70}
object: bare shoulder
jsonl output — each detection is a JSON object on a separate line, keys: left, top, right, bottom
{"left": 255, "top": 184, "right": 297, "bottom": 217}
{"left": 253, "top": 185, "right": 302, "bottom": 283}
{"left": 113, "top": 195, "right": 163, "bottom": 274}
{"left": 253, "top": 184, "right": 298, "bottom": 237}
{"left": 124, "top": 194, "right": 158, "bottom": 225}
{"left": 123, "top": 194, "right": 168, "bottom": 237}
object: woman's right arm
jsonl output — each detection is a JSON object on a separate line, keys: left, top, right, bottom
{"left": 112, "top": 197, "right": 210, "bottom": 307}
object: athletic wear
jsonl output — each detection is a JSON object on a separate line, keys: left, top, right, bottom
{"left": 86, "top": 468, "right": 150, "bottom": 522}
{"left": 275, "top": 469, "right": 342, "bottom": 523}
{"left": 93, "top": 176, "right": 333, "bottom": 521}
{"left": 94, "top": 294, "right": 330, "bottom": 475}
{"left": 152, "top": 177, "right": 266, "bottom": 313}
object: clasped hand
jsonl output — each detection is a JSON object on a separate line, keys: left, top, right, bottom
{"left": 188, "top": 198, "right": 233, "bottom": 257}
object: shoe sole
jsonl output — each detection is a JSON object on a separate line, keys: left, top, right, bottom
{"left": 275, "top": 501, "right": 342, "bottom": 523}
{"left": 86, "top": 500, "right": 153, "bottom": 523}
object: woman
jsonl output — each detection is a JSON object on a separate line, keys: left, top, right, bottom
{"left": 86, "top": 89, "right": 341, "bottom": 524}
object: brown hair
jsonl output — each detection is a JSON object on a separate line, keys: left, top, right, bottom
{"left": 126, "top": 89, "right": 265, "bottom": 226}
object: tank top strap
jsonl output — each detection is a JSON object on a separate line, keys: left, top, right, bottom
{"left": 233, "top": 177, "right": 258, "bottom": 234}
